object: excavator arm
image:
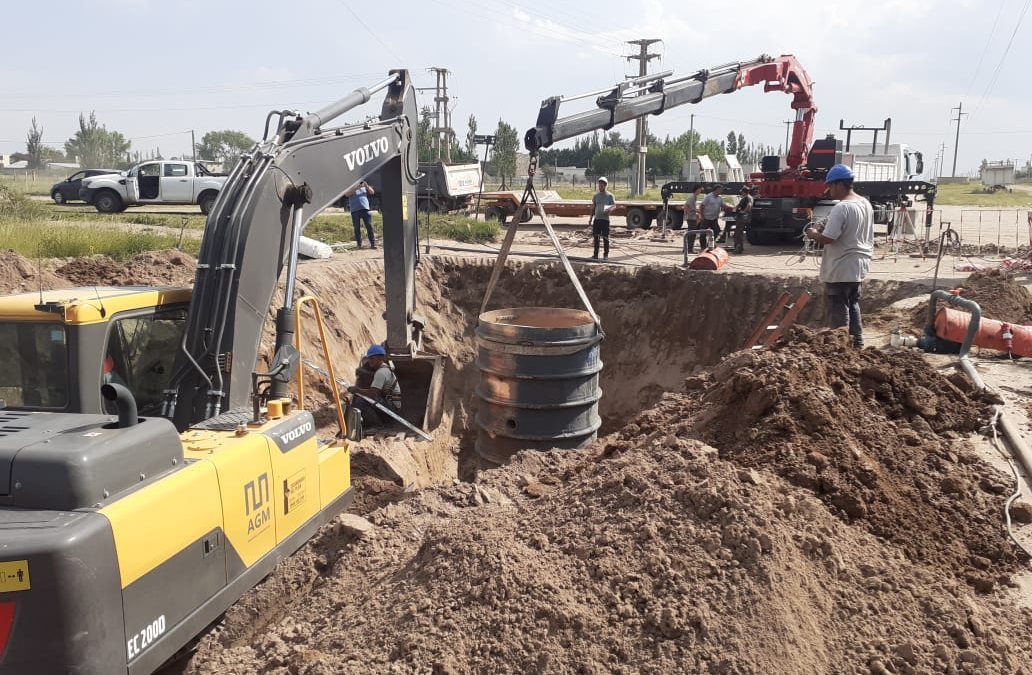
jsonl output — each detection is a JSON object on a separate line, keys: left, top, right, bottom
{"left": 167, "top": 70, "right": 420, "bottom": 428}
{"left": 525, "top": 54, "right": 816, "bottom": 170}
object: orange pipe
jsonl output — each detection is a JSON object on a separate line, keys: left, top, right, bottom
{"left": 935, "top": 307, "right": 1032, "bottom": 356}
{"left": 688, "top": 247, "right": 730, "bottom": 271}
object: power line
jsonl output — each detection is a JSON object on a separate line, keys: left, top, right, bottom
{"left": 963, "top": 0, "right": 1007, "bottom": 99}
{"left": 422, "top": 0, "right": 622, "bottom": 55}
{"left": 975, "top": 0, "right": 1032, "bottom": 113}
{"left": 1, "top": 73, "right": 386, "bottom": 101}
{"left": 333, "top": 0, "right": 402, "bottom": 61}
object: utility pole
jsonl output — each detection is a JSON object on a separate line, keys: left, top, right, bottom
{"left": 426, "top": 67, "right": 452, "bottom": 163}
{"left": 951, "top": 102, "right": 967, "bottom": 178}
{"left": 626, "top": 39, "right": 661, "bottom": 195}
{"left": 190, "top": 129, "right": 197, "bottom": 163}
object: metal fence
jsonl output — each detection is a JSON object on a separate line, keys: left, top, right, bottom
{"left": 955, "top": 209, "right": 1032, "bottom": 249}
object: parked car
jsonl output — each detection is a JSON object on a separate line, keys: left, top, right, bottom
{"left": 80, "top": 160, "right": 227, "bottom": 214}
{"left": 50, "top": 169, "right": 119, "bottom": 204}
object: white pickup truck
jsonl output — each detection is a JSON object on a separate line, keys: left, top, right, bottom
{"left": 80, "top": 160, "right": 227, "bottom": 214}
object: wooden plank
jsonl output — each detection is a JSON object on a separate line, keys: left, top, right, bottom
{"left": 763, "top": 292, "right": 812, "bottom": 347}
{"left": 744, "top": 292, "right": 791, "bottom": 349}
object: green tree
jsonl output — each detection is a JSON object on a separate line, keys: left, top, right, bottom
{"left": 64, "top": 112, "right": 131, "bottom": 168}
{"left": 490, "top": 119, "right": 519, "bottom": 189}
{"left": 196, "top": 130, "right": 255, "bottom": 169}
{"left": 726, "top": 131, "right": 738, "bottom": 156}
{"left": 603, "top": 131, "right": 629, "bottom": 149}
{"left": 26, "top": 117, "right": 46, "bottom": 170}
{"left": 646, "top": 144, "right": 685, "bottom": 176}
{"left": 671, "top": 130, "right": 700, "bottom": 161}
{"left": 590, "top": 147, "right": 632, "bottom": 177}
{"left": 737, "top": 133, "right": 746, "bottom": 158}
{"left": 694, "top": 138, "right": 726, "bottom": 164}
{"left": 417, "top": 106, "right": 434, "bottom": 162}
{"left": 465, "top": 114, "right": 477, "bottom": 156}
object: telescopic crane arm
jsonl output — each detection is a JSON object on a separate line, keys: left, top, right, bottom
{"left": 525, "top": 54, "right": 816, "bottom": 170}
{"left": 166, "top": 70, "right": 420, "bottom": 429}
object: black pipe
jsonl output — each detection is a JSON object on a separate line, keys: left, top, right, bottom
{"left": 101, "top": 383, "right": 139, "bottom": 428}
{"left": 925, "top": 290, "right": 985, "bottom": 390}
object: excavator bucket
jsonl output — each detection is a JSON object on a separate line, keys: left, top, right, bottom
{"left": 391, "top": 354, "right": 445, "bottom": 433}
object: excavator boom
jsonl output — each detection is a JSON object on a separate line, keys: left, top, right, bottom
{"left": 168, "top": 71, "right": 420, "bottom": 428}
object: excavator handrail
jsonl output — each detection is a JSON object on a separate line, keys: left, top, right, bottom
{"left": 294, "top": 295, "right": 348, "bottom": 436}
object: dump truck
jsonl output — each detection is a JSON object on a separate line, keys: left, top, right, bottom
{"left": 417, "top": 161, "right": 482, "bottom": 212}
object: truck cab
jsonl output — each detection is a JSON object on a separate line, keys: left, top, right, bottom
{"left": 81, "top": 161, "right": 227, "bottom": 214}
{"left": 126, "top": 161, "right": 224, "bottom": 213}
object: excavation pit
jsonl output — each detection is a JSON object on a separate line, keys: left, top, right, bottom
{"left": 281, "top": 256, "right": 935, "bottom": 488}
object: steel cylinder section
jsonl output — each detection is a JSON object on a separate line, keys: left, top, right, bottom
{"left": 474, "top": 307, "right": 603, "bottom": 468}
{"left": 935, "top": 307, "right": 1032, "bottom": 357}
{"left": 688, "top": 246, "right": 730, "bottom": 270}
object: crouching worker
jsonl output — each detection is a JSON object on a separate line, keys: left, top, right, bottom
{"left": 347, "top": 344, "right": 402, "bottom": 429}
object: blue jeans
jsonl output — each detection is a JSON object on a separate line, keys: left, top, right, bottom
{"left": 351, "top": 209, "right": 374, "bottom": 247}
{"left": 826, "top": 282, "right": 863, "bottom": 346}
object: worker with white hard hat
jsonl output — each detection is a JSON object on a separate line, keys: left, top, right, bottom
{"left": 804, "top": 164, "right": 874, "bottom": 348}
{"left": 591, "top": 176, "right": 615, "bottom": 260}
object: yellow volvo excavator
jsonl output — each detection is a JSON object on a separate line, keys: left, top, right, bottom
{"left": 0, "top": 70, "right": 440, "bottom": 675}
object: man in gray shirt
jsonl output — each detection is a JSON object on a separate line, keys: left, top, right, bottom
{"left": 591, "top": 177, "right": 616, "bottom": 260}
{"left": 683, "top": 186, "right": 707, "bottom": 254}
{"left": 805, "top": 164, "right": 874, "bottom": 347}
{"left": 700, "top": 185, "right": 725, "bottom": 245}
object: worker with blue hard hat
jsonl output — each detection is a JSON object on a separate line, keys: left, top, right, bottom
{"left": 804, "top": 164, "right": 874, "bottom": 348}
{"left": 347, "top": 344, "right": 402, "bottom": 429}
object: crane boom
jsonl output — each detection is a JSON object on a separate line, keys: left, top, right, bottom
{"left": 525, "top": 54, "right": 816, "bottom": 169}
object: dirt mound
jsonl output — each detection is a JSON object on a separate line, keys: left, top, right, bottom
{"left": 184, "top": 427, "right": 1032, "bottom": 675}
{"left": 664, "top": 327, "right": 1022, "bottom": 589}
{"left": 434, "top": 259, "right": 928, "bottom": 431}
{"left": 911, "top": 269, "right": 1032, "bottom": 329}
{"left": 0, "top": 249, "right": 68, "bottom": 293}
{"left": 169, "top": 260, "right": 1032, "bottom": 674}
{"left": 56, "top": 249, "right": 195, "bottom": 286}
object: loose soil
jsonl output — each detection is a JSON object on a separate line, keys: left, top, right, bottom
{"left": 0, "top": 249, "right": 67, "bottom": 293}
{"left": 55, "top": 249, "right": 196, "bottom": 286}
{"left": 6, "top": 249, "right": 1029, "bottom": 673}
{"left": 182, "top": 332, "right": 1032, "bottom": 675}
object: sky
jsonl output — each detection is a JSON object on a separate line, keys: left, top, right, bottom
{"left": 2, "top": 0, "right": 1030, "bottom": 176}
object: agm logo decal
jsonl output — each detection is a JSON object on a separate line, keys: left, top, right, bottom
{"left": 244, "top": 473, "right": 271, "bottom": 538}
{"left": 343, "top": 136, "right": 390, "bottom": 171}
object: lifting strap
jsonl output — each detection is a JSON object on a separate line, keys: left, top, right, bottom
{"left": 479, "top": 153, "right": 603, "bottom": 332}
